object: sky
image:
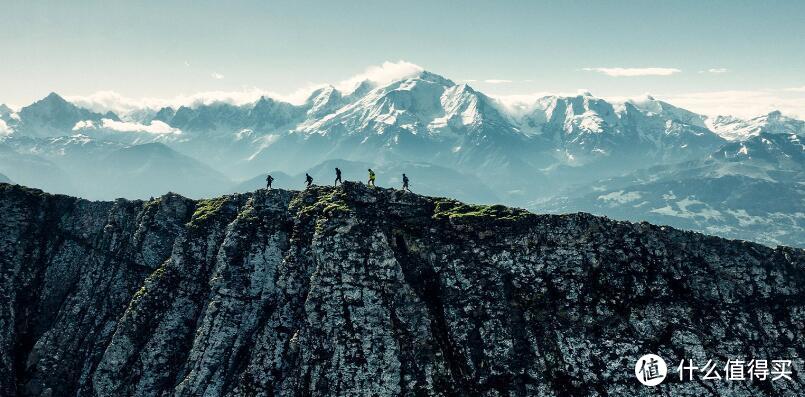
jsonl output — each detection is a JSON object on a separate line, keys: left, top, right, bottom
{"left": 2, "top": 0, "right": 804, "bottom": 118}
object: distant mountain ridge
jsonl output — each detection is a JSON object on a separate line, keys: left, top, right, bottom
{"left": 539, "top": 130, "right": 805, "bottom": 247}
{"left": 0, "top": 67, "right": 802, "bottom": 246}
{"left": 708, "top": 110, "right": 805, "bottom": 141}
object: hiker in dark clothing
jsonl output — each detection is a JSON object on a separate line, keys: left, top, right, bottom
{"left": 334, "top": 167, "right": 342, "bottom": 186}
{"left": 305, "top": 173, "right": 313, "bottom": 188}
{"left": 402, "top": 173, "right": 410, "bottom": 191}
{"left": 266, "top": 174, "right": 274, "bottom": 189}
{"left": 367, "top": 169, "right": 376, "bottom": 187}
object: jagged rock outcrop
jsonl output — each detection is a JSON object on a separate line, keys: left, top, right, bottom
{"left": 0, "top": 182, "right": 802, "bottom": 396}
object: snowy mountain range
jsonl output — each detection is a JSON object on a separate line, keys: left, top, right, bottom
{"left": 0, "top": 68, "right": 802, "bottom": 246}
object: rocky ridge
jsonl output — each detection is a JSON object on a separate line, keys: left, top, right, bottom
{"left": 0, "top": 182, "right": 802, "bottom": 396}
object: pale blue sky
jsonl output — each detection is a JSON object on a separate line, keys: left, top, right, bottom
{"left": 2, "top": 0, "right": 804, "bottom": 117}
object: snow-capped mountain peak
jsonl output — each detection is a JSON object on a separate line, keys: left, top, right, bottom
{"left": 708, "top": 110, "right": 805, "bottom": 141}
{"left": 624, "top": 94, "right": 707, "bottom": 128}
{"left": 12, "top": 92, "right": 120, "bottom": 138}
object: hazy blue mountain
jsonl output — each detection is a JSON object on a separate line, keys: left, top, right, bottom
{"left": 538, "top": 132, "right": 804, "bottom": 247}
{"left": 0, "top": 172, "right": 11, "bottom": 184}
{"left": 0, "top": 143, "right": 76, "bottom": 194}
{"left": 92, "top": 143, "right": 232, "bottom": 199}
{"left": 229, "top": 171, "right": 296, "bottom": 192}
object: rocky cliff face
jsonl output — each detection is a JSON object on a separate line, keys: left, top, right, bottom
{"left": 0, "top": 182, "right": 802, "bottom": 396}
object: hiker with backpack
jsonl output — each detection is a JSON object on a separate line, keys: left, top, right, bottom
{"left": 367, "top": 169, "right": 376, "bottom": 187}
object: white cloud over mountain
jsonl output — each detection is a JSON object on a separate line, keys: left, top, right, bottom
{"left": 67, "top": 89, "right": 290, "bottom": 115}
{"left": 334, "top": 61, "right": 424, "bottom": 93}
{"left": 0, "top": 120, "right": 11, "bottom": 136}
{"left": 52, "top": 61, "right": 805, "bottom": 120}
{"left": 73, "top": 118, "right": 181, "bottom": 134}
{"left": 101, "top": 119, "right": 181, "bottom": 134}
{"left": 64, "top": 61, "right": 425, "bottom": 115}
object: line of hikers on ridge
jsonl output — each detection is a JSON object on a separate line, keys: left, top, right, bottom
{"left": 265, "top": 168, "right": 410, "bottom": 192}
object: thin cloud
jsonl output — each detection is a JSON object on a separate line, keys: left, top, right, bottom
{"left": 643, "top": 90, "right": 805, "bottom": 119}
{"left": 705, "top": 68, "right": 729, "bottom": 74}
{"left": 582, "top": 67, "right": 681, "bottom": 77}
{"left": 211, "top": 72, "right": 225, "bottom": 80}
{"left": 484, "top": 79, "right": 513, "bottom": 84}
{"left": 784, "top": 86, "right": 805, "bottom": 92}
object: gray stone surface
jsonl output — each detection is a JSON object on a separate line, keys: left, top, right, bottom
{"left": 0, "top": 181, "right": 802, "bottom": 396}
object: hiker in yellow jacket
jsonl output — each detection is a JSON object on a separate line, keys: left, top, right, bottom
{"left": 367, "top": 169, "right": 376, "bottom": 187}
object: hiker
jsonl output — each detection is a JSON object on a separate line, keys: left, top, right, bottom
{"left": 266, "top": 174, "right": 274, "bottom": 189}
{"left": 367, "top": 168, "right": 376, "bottom": 187}
{"left": 305, "top": 173, "right": 313, "bottom": 188}
{"left": 402, "top": 173, "right": 410, "bottom": 191}
{"left": 334, "top": 167, "right": 342, "bottom": 186}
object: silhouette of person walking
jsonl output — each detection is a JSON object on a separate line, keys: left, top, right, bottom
{"left": 402, "top": 173, "right": 410, "bottom": 191}
{"left": 305, "top": 173, "right": 313, "bottom": 188}
{"left": 335, "top": 167, "right": 342, "bottom": 186}
{"left": 367, "top": 168, "right": 376, "bottom": 187}
{"left": 266, "top": 174, "right": 274, "bottom": 189}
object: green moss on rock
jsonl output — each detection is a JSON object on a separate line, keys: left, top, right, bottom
{"left": 188, "top": 197, "right": 229, "bottom": 227}
{"left": 432, "top": 199, "right": 532, "bottom": 222}
{"left": 295, "top": 188, "right": 352, "bottom": 218}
